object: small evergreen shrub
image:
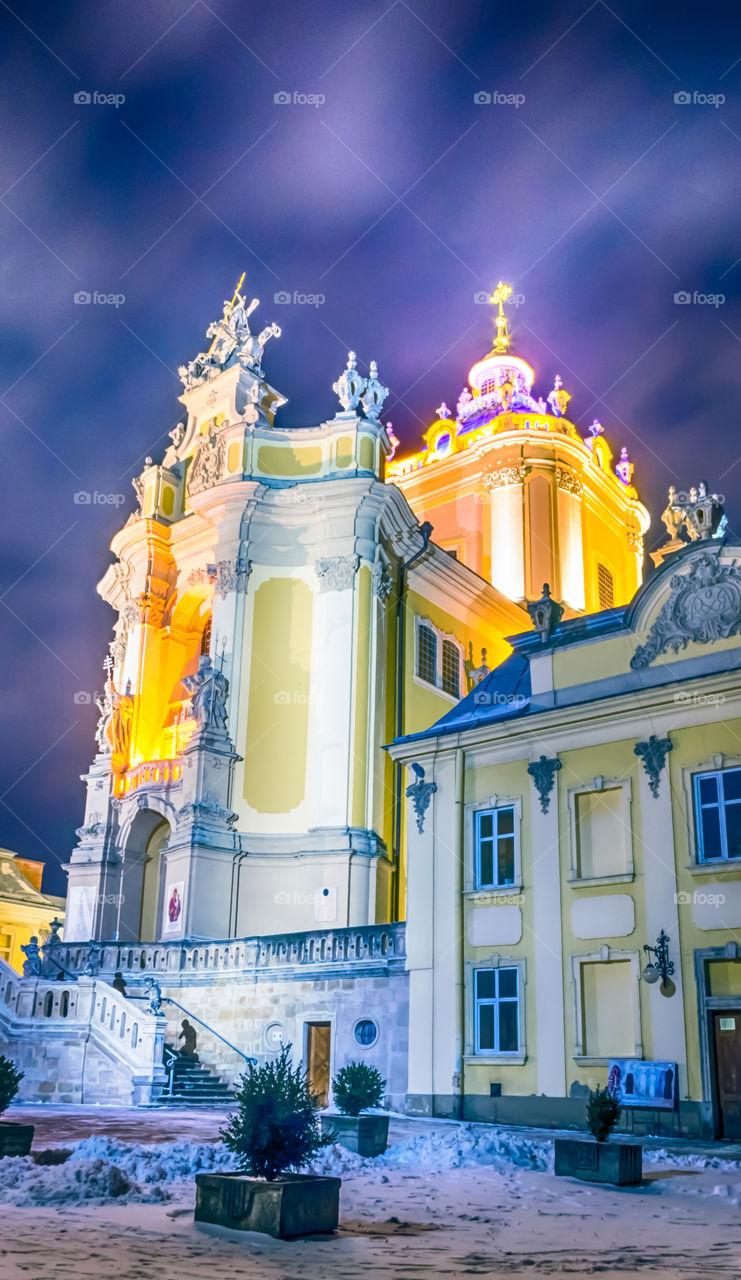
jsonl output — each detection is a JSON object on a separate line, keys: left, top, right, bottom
{"left": 0, "top": 1056, "right": 23, "bottom": 1114}
{"left": 220, "top": 1044, "right": 331, "bottom": 1180}
{"left": 332, "top": 1061, "right": 386, "bottom": 1117}
{"left": 586, "top": 1085, "right": 621, "bottom": 1142}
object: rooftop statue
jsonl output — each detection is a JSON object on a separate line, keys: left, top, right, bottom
{"left": 178, "top": 273, "right": 281, "bottom": 390}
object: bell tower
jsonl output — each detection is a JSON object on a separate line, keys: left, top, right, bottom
{"left": 388, "top": 284, "right": 650, "bottom": 615}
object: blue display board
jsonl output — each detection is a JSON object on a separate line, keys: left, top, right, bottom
{"left": 607, "top": 1059, "right": 678, "bottom": 1109}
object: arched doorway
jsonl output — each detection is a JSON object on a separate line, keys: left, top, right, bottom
{"left": 116, "top": 808, "right": 171, "bottom": 944}
{"left": 139, "top": 819, "right": 171, "bottom": 942}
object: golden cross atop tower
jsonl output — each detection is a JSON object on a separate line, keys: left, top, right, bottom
{"left": 489, "top": 281, "right": 513, "bottom": 354}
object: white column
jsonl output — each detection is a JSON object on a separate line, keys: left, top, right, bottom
{"left": 637, "top": 757, "right": 687, "bottom": 1090}
{"left": 530, "top": 769, "right": 567, "bottom": 1096}
{"left": 404, "top": 759, "right": 436, "bottom": 1110}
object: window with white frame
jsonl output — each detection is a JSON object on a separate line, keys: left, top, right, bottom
{"left": 694, "top": 767, "right": 741, "bottom": 862}
{"left": 415, "top": 618, "right": 463, "bottom": 699}
{"left": 474, "top": 966, "right": 519, "bottom": 1053}
{"left": 475, "top": 806, "right": 517, "bottom": 888}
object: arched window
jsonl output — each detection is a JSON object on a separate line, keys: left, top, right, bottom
{"left": 597, "top": 563, "right": 614, "bottom": 609}
{"left": 200, "top": 614, "right": 212, "bottom": 656}
{"left": 415, "top": 618, "right": 463, "bottom": 699}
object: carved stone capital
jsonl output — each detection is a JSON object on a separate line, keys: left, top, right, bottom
{"left": 556, "top": 467, "right": 583, "bottom": 496}
{"left": 482, "top": 463, "right": 527, "bottom": 491}
{"left": 315, "top": 555, "right": 360, "bottom": 592}
{"left": 207, "top": 558, "right": 252, "bottom": 598}
{"left": 372, "top": 561, "right": 393, "bottom": 601}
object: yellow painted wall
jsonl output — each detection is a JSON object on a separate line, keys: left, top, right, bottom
{"left": 244, "top": 577, "right": 313, "bottom": 813}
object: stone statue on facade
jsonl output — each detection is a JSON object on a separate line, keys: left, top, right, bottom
{"left": 41, "top": 918, "right": 65, "bottom": 978}
{"left": 21, "top": 936, "right": 42, "bottom": 977}
{"left": 144, "top": 978, "right": 163, "bottom": 1016}
{"left": 183, "top": 654, "right": 229, "bottom": 733}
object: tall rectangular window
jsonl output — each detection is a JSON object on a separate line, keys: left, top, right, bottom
{"left": 441, "top": 638, "right": 460, "bottom": 699}
{"left": 694, "top": 768, "right": 741, "bottom": 862}
{"left": 475, "top": 806, "right": 516, "bottom": 888}
{"left": 475, "top": 967, "right": 519, "bottom": 1053}
{"left": 416, "top": 624, "right": 437, "bottom": 686}
{"left": 597, "top": 563, "right": 614, "bottom": 609}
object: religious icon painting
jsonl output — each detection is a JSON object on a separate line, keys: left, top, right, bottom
{"left": 163, "top": 881, "right": 184, "bottom": 934}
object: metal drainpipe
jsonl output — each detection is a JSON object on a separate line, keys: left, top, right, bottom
{"left": 392, "top": 521, "right": 433, "bottom": 922}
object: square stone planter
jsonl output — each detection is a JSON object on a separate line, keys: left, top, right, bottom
{"left": 320, "top": 1113, "right": 390, "bottom": 1157}
{"left": 554, "top": 1137, "right": 642, "bottom": 1185}
{"left": 194, "top": 1171, "right": 341, "bottom": 1238}
{"left": 0, "top": 1121, "right": 34, "bottom": 1158}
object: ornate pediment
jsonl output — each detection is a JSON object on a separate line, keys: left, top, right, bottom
{"left": 187, "top": 427, "right": 226, "bottom": 497}
{"left": 631, "top": 552, "right": 741, "bottom": 669}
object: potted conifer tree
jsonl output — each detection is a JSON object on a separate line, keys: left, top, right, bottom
{"left": 554, "top": 1085, "right": 642, "bottom": 1185}
{"left": 195, "top": 1044, "right": 339, "bottom": 1239}
{"left": 0, "top": 1055, "right": 32, "bottom": 1157}
{"left": 320, "top": 1061, "right": 389, "bottom": 1157}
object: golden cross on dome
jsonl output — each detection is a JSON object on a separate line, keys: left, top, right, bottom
{"left": 489, "top": 281, "right": 513, "bottom": 354}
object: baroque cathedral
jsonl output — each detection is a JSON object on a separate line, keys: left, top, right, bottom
{"left": 19, "top": 278, "right": 737, "bottom": 1131}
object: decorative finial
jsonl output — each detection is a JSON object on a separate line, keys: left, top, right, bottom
{"left": 361, "top": 360, "right": 389, "bottom": 421}
{"left": 660, "top": 482, "right": 726, "bottom": 544}
{"left": 616, "top": 446, "right": 633, "bottom": 485}
{"left": 588, "top": 418, "right": 603, "bottom": 437}
{"left": 435, "top": 402, "right": 452, "bottom": 420}
{"left": 547, "top": 375, "right": 571, "bottom": 418}
{"left": 489, "top": 282, "right": 513, "bottom": 354}
{"left": 527, "top": 583, "right": 564, "bottom": 644}
{"left": 385, "top": 422, "right": 400, "bottom": 460}
{"left": 332, "top": 351, "right": 367, "bottom": 413}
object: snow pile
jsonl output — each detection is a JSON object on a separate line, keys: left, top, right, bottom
{"left": 379, "top": 1124, "right": 551, "bottom": 1173}
{"left": 642, "top": 1146, "right": 741, "bottom": 1172}
{"left": 0, "top": 1137, "right": 234, "bottom": 1207}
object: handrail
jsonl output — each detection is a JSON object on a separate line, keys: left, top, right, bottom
{"left": 129, "top": 992, "right": 256, "bottom": 1064}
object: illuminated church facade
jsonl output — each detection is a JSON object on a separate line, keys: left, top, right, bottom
{"left": 23, "top": 282, "right": 741, "bottom": 1131}
{"left": 65, "top": 283, "right": 647, "bottom": 954}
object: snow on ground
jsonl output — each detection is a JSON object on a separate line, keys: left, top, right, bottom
{"left": 4, "top": 1109, "right": 741, "bottom": 1277}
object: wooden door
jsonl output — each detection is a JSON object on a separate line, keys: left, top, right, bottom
{"left": 305, "top": 1022, "right": 331, "bottom": 1107}
{"left": 713, "top": 1012, "right": 741, "bottom": 1139}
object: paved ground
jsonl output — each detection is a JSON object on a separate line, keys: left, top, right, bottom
{"left": 9, "top": 1101, "right": 741, "bottom": 1161}
{"left": 4, "top": 1105, "right": 741, "bottom": 1278}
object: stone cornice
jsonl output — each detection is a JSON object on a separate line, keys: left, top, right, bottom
{"left": 388, "top": 668, "right": 741, "bottom": 764}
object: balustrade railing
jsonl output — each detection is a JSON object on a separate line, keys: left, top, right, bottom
{"left": 0, "top": 958, "right": 164, "bottom": 1076}
{"left": 113, "top": 758, "right": 183, "bottom": 798}
{"left": 57, "top": 922, "right": 406, "bottom": 980}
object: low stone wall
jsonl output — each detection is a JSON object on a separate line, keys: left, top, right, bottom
{"left": 409, "top": 1091, "right": 707, "bottom": 1139}
{"left": 153, "top": 968, "right": 409, "bottom": 1109}
{"left": 2, "top": 1029, "right": 136, "bottom": 1106}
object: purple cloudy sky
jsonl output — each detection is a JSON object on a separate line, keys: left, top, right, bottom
{"left": 0, "top": 0, "right": 738, "bottom": 892}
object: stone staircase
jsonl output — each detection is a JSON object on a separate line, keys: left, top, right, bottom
{"left": 161, "top": 1048, "right": 235, "bottom": 1107}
